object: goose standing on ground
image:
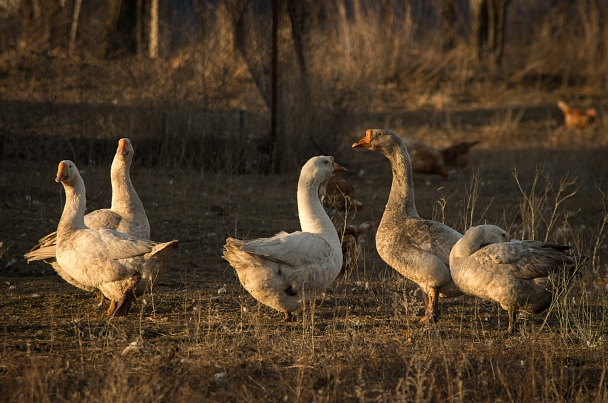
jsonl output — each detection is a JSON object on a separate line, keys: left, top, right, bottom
{"left": 450, "top": 224, "right": 577, "bottom": 333}
{"left": 223, "top": 156, "right": 346, "bottom": 321}
{"left": 53, "top": 160, "right": 178, "bottom": 316}
{"left": 353, "top": 129, "right": 463, "bottom": 322}
{"left": 25, "top": 138, "right": 151, "bottom": 296}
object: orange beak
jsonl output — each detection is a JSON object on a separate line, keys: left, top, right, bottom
{"left": 330, "top": 156, "right": 347, "bottom": 174}
{"left": 55, "top": 162, "right": 69, "bottom": 183}
{"left": 352, "top": 129, "right": 373, "bottom": 149}
{"left": 118, "top": 139, "right": 130, "bottom": 156}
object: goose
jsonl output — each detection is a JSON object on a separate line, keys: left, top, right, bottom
{"left": 53, "top": 160, "right": 178, "bottom": 316}
{"left": 223, "top": 156, "right": 345, "bottom": 321}
{"left": 450, "top": 224, "right": 577, "bottom": 333}
{"left": 352, "top": 129, "right": 463, "bottom": 322}
{"left": 25, "top": 138, "right": 151, "bottom": 296}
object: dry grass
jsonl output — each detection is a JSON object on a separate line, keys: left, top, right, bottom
{"left": 1, "top": 1, "right": 608, "bottom": 401}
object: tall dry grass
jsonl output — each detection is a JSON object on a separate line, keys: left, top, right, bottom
{"left": 2, "top": 0, "right": 607, "bottom": 173}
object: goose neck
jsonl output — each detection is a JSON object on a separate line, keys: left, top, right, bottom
{"left": 297, "top": 177, "right": 336, "bottom": 237}
{"left": 110, "top": 158, "right": 142, "bottom": 216}
{"left": 57, "top": 177, "right": 88, "bottom": 239}
{"left": 385, "top": 144, "right": 419, "bottom": 218}
{"left": 451, "top": 236, "right": 478, "bottom": 259}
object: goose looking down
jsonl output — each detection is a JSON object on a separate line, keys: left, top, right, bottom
{"left": 25, "top": 138, "right": 151, "bottom": 296}
{"left": 53, "top": 160, "right": 178, "bottom": 316}
{"left": 352, "top": 129, "right": 463, "bottom": 322}
{"left": 450, "top": 225, "right": 578, "bottom": 333}
{"left": 223, "top": 156, "right": 346, "bottom": 321}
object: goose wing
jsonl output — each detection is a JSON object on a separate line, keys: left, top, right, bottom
{"left": 476, "top": 241, "right": 571, "bottom": 279}
{"left": 240, "top": 231, "right": 335, "bottom": 268}
{"left": 84, "top": 209, "right": 123, "bottom": 230}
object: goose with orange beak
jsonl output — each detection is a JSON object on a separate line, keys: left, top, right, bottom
{"left": 223, "top": 156, "right": 346, "bottom": 321}
{"left": 25, "top": 138, "right": 151, "bottom": 300}
{"left": 50, "top": 160, "right": 178, "bottom": 317}
{"left": 353, "top": 129, "right": 463, "bottom": 323}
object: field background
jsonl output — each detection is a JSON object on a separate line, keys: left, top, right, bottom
{"left": 1, "top": 0, "right": 608, "bottom": 401}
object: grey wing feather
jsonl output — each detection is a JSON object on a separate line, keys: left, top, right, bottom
{"left": 414, "top": 220, "right": 462, "bottom": 265}
{"left": 479, "top": 242, "right": 572, "bottom": 279}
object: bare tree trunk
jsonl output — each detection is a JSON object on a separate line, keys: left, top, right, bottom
{"left": 441, "top": 0, "right": 457, "bottom": 51}
{"left": 135, "top": 0, "right": 142, "bottom": 58}
{"left": 470, "top": 0, "right": 509, "bottom": 67}
{"left": 68, "top": 0, "right": 82, "bottom": 55}
{"left": 470, "top": 0, "right": 484, "bottom": 62}
{"left": 149, "top": 0, "right": 158, "bottom": 59}
{"left": 270, "top": 0, "right": 279, "bottom": 174}
{"left": 231, "top": 0, "right": 271, "bottom": 108}
{"left": 382, "top": 0, "right": 395, "bottom": 80}
{"left": 286, "top": 1, "right": 308, "bottom": 87}
{"left": 194, "top": 0, "right": 207, "bottom": 42}
{"left": 103, "top": 0, "right": 122, "bottom": 57}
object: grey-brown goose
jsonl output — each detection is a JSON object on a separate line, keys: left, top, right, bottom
{"left": 353, "top": 129, "right": 463, "bottom": 322}
{"left": 450, "top": 224, "right": 577, "bottom": 333}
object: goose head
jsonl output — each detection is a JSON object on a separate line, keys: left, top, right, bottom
{"left": 301, "top": 156, "right": 347, "bottom": 188}
{"left": 55, "top": 160, "right": 81, "bottom": 186}
{"left": 352, "top": 129, "right": 403, "bottom": 155}
{"left": 453, "top": 225, "right": 511, "bottom": 259}
{"left": 469, "top": 225, "right": 511, "bottom": 247}
{"left": 117, "top": 138, "right": 134, "bottom": 159}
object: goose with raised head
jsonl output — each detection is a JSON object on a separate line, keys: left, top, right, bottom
{"left": 450, "top": 224, "right": 577, "bottom": 333}
{"left": 25, "top": 138, "right": 151, "bottom": 296}
{"left": 223, "top": 156, "right": 346, "bottom": 321}
{"left": 352, "top": 129, "right": 463, "bottom": 322}
{"left": 53, "top": 160, "right": 178, "bottom": 316}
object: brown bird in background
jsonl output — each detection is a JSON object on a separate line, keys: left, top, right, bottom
{"left": 320, "top": 177, "right": 364, "bottom": 213}
{"left": 401, "top": 137, "right": 449, "bottom": 179}
{"left": 339, "top": 221, "right": 374, "bottom": 276}
{"left": 441, "top": 140, "right": 480, "bottom": 168}
{"left": 557, "top": 101, "right": 597, "bottom": 130}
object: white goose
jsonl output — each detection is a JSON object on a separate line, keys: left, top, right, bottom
{"left": 53, "top": 160, "right": 178, "bottom": 316}
{"left": 450, "top": 224, "right": 577, "bottom": 333}
{"left": 223, "top": 156, "right": 345, "bottom": 320}
{"left": 25, "top": 138, "right": 150, "bottom": 296}
{"left": 353, "top": 129, "right": 463, "bottom": 322}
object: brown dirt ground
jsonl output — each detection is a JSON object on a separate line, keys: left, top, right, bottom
{"left": 1, "top": 92, "right": 608, "bottom": 400}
